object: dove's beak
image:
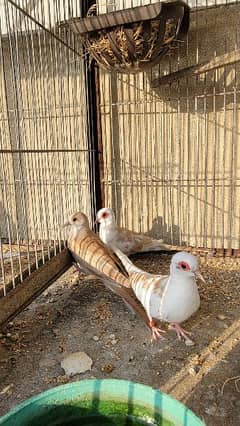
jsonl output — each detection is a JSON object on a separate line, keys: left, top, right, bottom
{"left": 61, "top": 221, "right": 70, "bottom": 229}
{"left": 195, "top": 270, "right": 206, "bottom": 283}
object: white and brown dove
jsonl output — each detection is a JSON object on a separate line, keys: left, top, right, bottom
{"left": 113, "top": 247, "right": 205, "bottom": 344}
{"left": 63, "top": 212, "right": 153, "bottom": 335}
{"left": 96, "top": 207, "right": 174, "bottom": 255}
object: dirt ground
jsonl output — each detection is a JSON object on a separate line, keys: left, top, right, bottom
{"left": 0, "top": 252, "right": 239, "bottom": 425}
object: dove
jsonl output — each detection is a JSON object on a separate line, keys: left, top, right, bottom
{"left": 113, "top": 247, "right": 205, "bottom": 344}
{"left": 63, "top": 212, "right": 153, "bottom": 335}
{"left": 96, "top": 207, "right": 175, "bottom": 255}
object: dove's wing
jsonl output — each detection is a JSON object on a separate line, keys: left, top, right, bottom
{"left": 115, "top": 227, "right": 177, "bottom": 255}
{"left": 130, "top": 273, "right": 169, "bottom": 319}
{"left": 116, "top": 228, "right": 164, "bottom": 254}
{"left": 68, "top": 229, "right": 130, "bottom": 286}
{"left": 113, "top": 228, "right": 143, "bottom": 254}
{"left": 113, "top": 247, "right": 169, "bottom": 319}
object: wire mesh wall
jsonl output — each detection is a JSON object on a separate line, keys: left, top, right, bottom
{"left": 97, "top": 0, "right": 240, "bottom": 250}
{"left": 1, "top": 0, "right": 240, "bottom": 302}
{"left": 0, "top": 0, "right": 94, "bottom": 296}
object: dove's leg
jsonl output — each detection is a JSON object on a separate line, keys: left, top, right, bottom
{"left": 170, "top": 323, "right": 194, "bottom": 345}
{"left": 73, "top": 262, "right": 82, "bottom": 274}
{"left": 149, "top": 317, "right": 166, "bottom": 341}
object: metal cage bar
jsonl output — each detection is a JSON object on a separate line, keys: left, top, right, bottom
{"left": 0, "top": 0, "right": 98, "bottom": 301}
{"left": 98, "top": 0, "right": 240, "bottom": 251}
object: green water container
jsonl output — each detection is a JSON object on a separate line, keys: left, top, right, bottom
{"left": 0, "top": 379, "right": 205, "bottom": 425}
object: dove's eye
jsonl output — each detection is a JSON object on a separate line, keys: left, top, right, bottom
{"left": 73, "top": 218, "right": 77, "bottom": 222}
{"left": 178, "top": 261, "right": 190, "bottom": 271}
{"left": 102, "top": 212, "right": 109, "bottom": 219}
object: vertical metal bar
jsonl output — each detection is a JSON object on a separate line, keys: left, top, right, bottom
{"left": 135, "top": 73, "right": 142, "bottom": 232}
{"left": 22, "top": 0, "right": 43, "bottom": 268}
{"left": 194, "top": 93, "right": 199, "bottom": 248}
{"left": 176, "top": 45, "right": 182, "bottom": 246}
{"left": 0, "top": 16, "right": 10, "bottom": 292}
{"left": 3, "top": 0, "right": 26, "bottom": 282}
{"left": 229, "top": 35, "right": 238, "bottom": 249}
{"left": 24, "top": 0, "right": 46, "bottom": 265}
{"left": 10, "top": 1, "right": 32, "bottom": 274}
{"left": 81, "top": 0, "right": 103, "bottom": 228}
{"left": 47, "top": 0, "right": 66, "bottom": 252}
{"left": 20, "top": 0, "right": 38, "bottom": 272}
{"left": 53, "top": 0, "right": 66, "bottom": 255}
{"left": 211, "top": 35, "right": 217, "bottom": 249}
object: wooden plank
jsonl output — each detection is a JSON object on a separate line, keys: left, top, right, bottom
{"left": 0, "top": 249, "right": 72, "bottom": 329}
{"left": 151, "top": 48, "right": 240, "bottom": 87}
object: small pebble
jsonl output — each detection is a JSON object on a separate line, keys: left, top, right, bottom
{"left": 188, "top": 367, "right": 197, "bottom": 376}
{"left": 101, "top": 363, "right": 114, "bottom": 373}
{"left": 93, "top": 336, "right": 99, "bottom": 341}
{"left": 0, "top": 384, "right": 14, "bottom": 395}
{"left": 205, "top": 406, "right": 217, "bottom": 415}
{"left": 61, "top": 352, "right": 92, "bottom": 376}
{"left": 109, "top": 334, "right": 115, "bottom": 339}
{"left": 217, "top": 314, "right": 227, "bottom": 320}
{"left": 111, "top": 339, "right": 118, "bottom": 345}
{"left": 185, "top": 338, "right": 195, "bottom": 346}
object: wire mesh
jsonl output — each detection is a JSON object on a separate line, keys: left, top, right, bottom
{"left": 0, "top": 0, "right": 92, "bottom": 296}
{"left": 1, "top": 0, "right": 240, "bottom": 302}
{"left": 97, "top": 0, "right": 240, "bottom": 249}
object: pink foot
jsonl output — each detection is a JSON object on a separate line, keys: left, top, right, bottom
{"left": 149, "top": 319, "right": 166, "bottom": 342}
{"left": 170, "top": 323, "right": 194, "bottom": 345}
{"left": 73, "top": 262, "right": 81, "bottom": 274}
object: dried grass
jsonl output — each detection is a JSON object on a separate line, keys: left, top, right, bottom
{"left": 82, "top": 16, "right": 180, "bottom": 72}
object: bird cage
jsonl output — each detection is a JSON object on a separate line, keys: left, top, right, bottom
{"left": 0, "top": 0, "right": 240, "bottom": 329}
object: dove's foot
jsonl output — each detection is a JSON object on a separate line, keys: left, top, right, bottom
{"left": 149, "top": 319, "right": 166, "bottom": 341}
{"left": 73, "top": 262, "right": 81, "bottom": 274}
{"left": 170, "top": 323, "right": 194, "bottom": 345}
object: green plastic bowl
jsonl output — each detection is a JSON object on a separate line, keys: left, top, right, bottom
{"left": 0, "top": 379, "right": 205, "bottom": 426}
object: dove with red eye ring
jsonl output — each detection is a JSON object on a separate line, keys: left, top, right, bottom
{"left": 112, "top": 248, "right": 206, "bottom": 345}
{"left": 63, "top": 212, "right": 205, "bottom": 344}
{"left": 63, "top": 211, "right": 152, "bottom": 335}
{"left": 96, "top": 207, "right": 174, "bottom": 255}
{"left": 177, "top": 261, "right": 190, "bottom": 271}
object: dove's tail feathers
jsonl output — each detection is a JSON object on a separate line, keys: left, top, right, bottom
{"left": 138, "top": 240, "right": 177, "bottom": 253}
{"left": 111, "top": 284, "right": 150, "bottom": 330}
{"left": 113, "top": 247, "right": 146, "bottom": 274}
{"left": 94, "top": 278, "right": 149, "bottom": 330}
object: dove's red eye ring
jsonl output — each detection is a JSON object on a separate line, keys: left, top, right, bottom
{"left": 102, "top": 212, "right": 109, "bottom": 219}
{"left": 178, "top": 261, "right": 190, "bottom": 271}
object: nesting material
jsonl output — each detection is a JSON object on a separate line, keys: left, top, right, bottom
{"left": 65, "top": 1, "right": 190, "bottom": 73}
{"left": 84, "top": 19, "right": 177, "bottom": 72}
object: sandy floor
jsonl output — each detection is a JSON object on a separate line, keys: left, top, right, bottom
{"left": 0, "top": 252, "right": 239, "bottom": 425}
